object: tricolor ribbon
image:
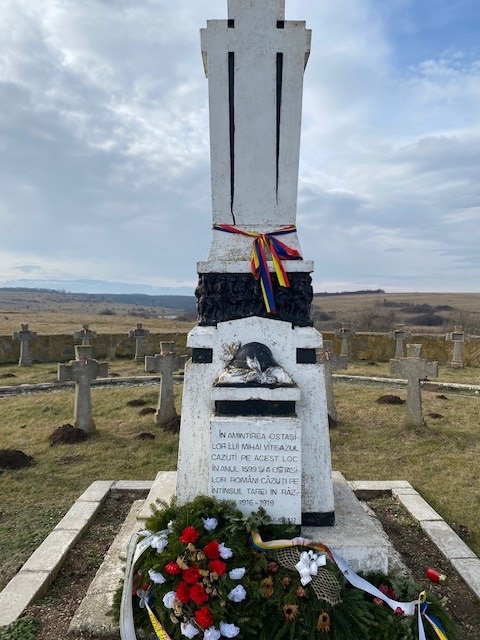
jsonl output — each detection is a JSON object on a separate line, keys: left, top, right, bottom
{"left": 213, "top": 224, "right": 301, "bottom": 313}
{"left": 250, "top": 531, "right": 449, "bottom": 640}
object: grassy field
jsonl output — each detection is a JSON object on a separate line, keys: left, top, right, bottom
{"left": 1, "top": 374, "right": 479, "bottom": 592}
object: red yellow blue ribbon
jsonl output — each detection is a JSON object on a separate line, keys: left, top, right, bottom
{"left": 213, "top": 224, "right": 301, "bottom": 314}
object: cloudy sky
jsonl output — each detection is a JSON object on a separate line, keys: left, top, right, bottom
{"left": 1, "top": 0, "right": 479, "bottom": 295}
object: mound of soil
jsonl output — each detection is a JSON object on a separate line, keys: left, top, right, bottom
{"left": 126, "top": 398, "right": 147, "bottom": 407}
{"left": 376, "top": 395, "right": 406, "bottom": 405}
{"left": 0, "top": 372, "right": 17, "bottom": 379}
{"left": 162, "top": 415, "right": 181, "bottom": 433}
{"left": 428, "top": 412, "right": 444, "bottom": 419}
{"left": 0, "top": 449, "right": 34, "bottom": 469}
{"left": 436, "top": 394, "right": 449, "bottom": 400}
{"left": 134, "top": 432, "right": 156, "bottom": 440}
{"left": 49, "top": 424, "right": 89, "bottom": 446}
{"left": 139, "top": 407, "right": 156, "bottom": 416}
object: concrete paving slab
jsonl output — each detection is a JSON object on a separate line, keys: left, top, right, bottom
{"left": 449, "top": 558, "right": 480, "bottom": 596}
{"left": 77, "top": 480, "right": 114, "bottom": 503}
{"left": 21, "top": 529, "right": 84, "bottom": 574}
{"left": 112, "top": 480, "right": 153, "bottom": 491}
{"left": 421, "top": 520, "right": 477, "bottom": 559}
{"left": 137, "top": 471, "right": 177, "bottom": 521}
{"left": 395, "top": 492, "right": 444, "bottom": 521}
{"left": 0, "top": 571, "right": 51, "bottom": 627}
{"left": 302, "top": 471, "right": 389, "bottom": 573}
{"left": 349, "top": 480, "right": 413, "bottom": 499}
{"left": 54, "top": 499, "right": 102, "bottom": 532}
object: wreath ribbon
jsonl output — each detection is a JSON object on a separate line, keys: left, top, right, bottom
{"left": 213, "top": 224, "right": 301, "bottom": 314}
{"left": 250, "top": 531, "right": 449, "bottom": 640}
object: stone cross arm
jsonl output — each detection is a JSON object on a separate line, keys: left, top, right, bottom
{"left": 390, "top": 358, "right": 438, "bottom": 381}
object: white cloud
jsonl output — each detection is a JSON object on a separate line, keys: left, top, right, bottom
{"left": 0, "top": 0, "right": 479, "bottom": 293}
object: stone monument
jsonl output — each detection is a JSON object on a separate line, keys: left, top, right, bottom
{"left": 390, "top": 344, "right": 438, "bottom": 428}
{"left": 74, "top": 324, "right": 97, "bottom": 346}
{"left": 446, "top": 325, "right": 470, "bottom": 368}
{"left": 129, "top": 323, "right": 150, "bottom": 362}
{"left": 12, "top": 324, "right": 36, "bottom": 367}
{"left": 318, "top": 340, "right": 347, "bottom": 422}
{"left": 388, "top": 324, "right": 411, "bottom": 359}
{"left": 145, "top": 342, "right": 178, "bottom": 427}
{"left": 58, "top": 345, "right": 108, "bottom": 434}
{"left": 335, "top": 324, "right": 355, "bottom": 357}
{"left": 177, "top": 0, "right": 335, "bottom": 527}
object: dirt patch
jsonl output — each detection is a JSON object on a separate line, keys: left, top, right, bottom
{"left": 134, "top": 432, "right": 156, "bottom": 440}
{"left": 161, "top": 415, "right": 181, "bottom": 433}
{"left": 126, "top": 398, "right": 147, "bottom": 407}
{"left": 139, "top": 407, "right": 156, "bottom": 416}
{"left": 376, "top": 394, "right": 406, "bottom": 405}
{"left": 0, "top": 449, "right": 34, "bottom": 469}
{"left": 368, "top": 495, "right": 480, "bottom": 639}
{"left": 0, "top": 372, "right": 17, "bottom": 379}
{"left": 428, "top": 412, "right": 444, "bottom": 419}
{"left": 16, "top": 492, "right": 479, "bottom": 640}
{"left": 48, "top": 424, "right": 89, "bottom": 446}
{"left": 436, "top": 394, "right": 449, "bottom": 400}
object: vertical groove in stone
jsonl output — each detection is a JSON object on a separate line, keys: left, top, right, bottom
{"left": 228, "top": 51, "right": 236, "bottom": 223}
{"left": 276, "top": 52, "right": 283, "bottom": 202}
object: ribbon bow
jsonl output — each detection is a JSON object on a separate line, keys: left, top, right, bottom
{"left": 295, "top": 550, "right": 327, "bottom": 585}
{"left": 213, "top": 224, "right": 301, "bottom": 314}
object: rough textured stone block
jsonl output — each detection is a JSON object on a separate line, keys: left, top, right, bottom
{"left": 54, "top": 499, "right": 102, "bottom": 532}
{"left": 21, "top": 529, "right": 82, "bottom": 574}
{"left": 77, "top": 480, "right": 114, "bottom": 503}
{"left": 421, "top": 520, "right": 477, "bottom": 559}
{"left": 395, "top": 492, "right": 443, "bottom": 521}
{"left": 0, "top": 571, "right": 50, "bottom": 627}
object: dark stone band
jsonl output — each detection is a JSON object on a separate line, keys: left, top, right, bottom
{"left": 215, "top": 400, "right": 296, "bottom": 416}
{"left": 301, "top": 511, "right": 335, "bottom": 527}
{"left": 195, "top": 272, "right": 313, "bottom": 327}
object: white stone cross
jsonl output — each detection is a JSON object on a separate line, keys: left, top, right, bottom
{"left": 58, "top": 345, "right": 108, "bottom": 434}
{"left": 74, "top": 324, "right": 97, "bottom": 346}
{"left": 388, "top": 325, "right": 412, "bottom": 359}
{"left": 335, "top": 324, "right": 355, "bottom": 357}
{"left": 446, "top": 325, "right": 470, "bottom": 368}
{"left": 12, "top": 323, "right": 36, "bottom": 367}
{"left": 145, "top": 342, "right": 177, "bottom": 426}
{"left": 390, "top": 344, "right": 438, "bottom": 428}
{"left": 201, "top": 0, "right": 311, "bottom": 239}
{"left": 318, "top": 340, "right": 348, "bottom": 422}
{"left": 129, "top": 323, "right": 150, "bottom": 362}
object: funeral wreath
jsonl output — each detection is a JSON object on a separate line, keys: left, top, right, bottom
{"left": 116, "top": 496, "right": 458, "bottom": 640}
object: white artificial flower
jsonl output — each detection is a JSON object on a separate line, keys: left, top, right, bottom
{"left": 227, "top": 585, "right": 246, "bottom": 602}
{"left": 136, "top": 589, "right": 149, "bottom": 609}
{"left": 162, "top": 591, "right": 176, "bottom": 609}
{"left": 204, "top": 626, "right": 221, "bottom": 640}
{"left": 203, "top": 517, "right": 219, "bottom": 531}
{"left": 228, "top": 568, "right": 245, "bottom": 580}
{"left": 219, "top": 543, "right": 233, "bottom": 559}
{"left": 219, "top": 622, "right": 240, "bottom": 638}
{"left": 148, "top": 569, "right": 166, "bottom": 584}
{"left": 151, "top": 534, "right": 169, "bottom": 552}
{"left": 181, "top": 622, "right": 200, "bottom": 638}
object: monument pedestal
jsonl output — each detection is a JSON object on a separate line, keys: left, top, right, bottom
{"left": 176, "top": 316, "right": 335, "bottom": 526}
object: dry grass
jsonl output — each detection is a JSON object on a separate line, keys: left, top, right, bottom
{"left": 330, "top": 384, "right": 480, "bottom": 557}
{"left": 0, "top": 385, "right": 182, "bottom": 590}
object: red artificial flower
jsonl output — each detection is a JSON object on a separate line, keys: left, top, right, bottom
{"left": 180, "top": 526, "right": 200, "bottom": 544}
{"left": 195, "top": 606, "right": 214, "bottom": 628}
{"left": 190, "top": 583, "right": 209, "bottom": 605}
{"left": 268, "top": 561, "right": 279, "bottom": 573}
{"left": 164, "top": 561, "right": 182, "bottom": 575}
{"left": 209, "top": 559, "right": 227, "bottom": 576}
{"left": 176, "top": 581, "right": 191, "bottom": 603}
{"left": 203, "top": 540, "right": 220, "bottom": 560}
{"left": 378, "top": 584, "right": 396, "bottom": 599}
{"left": 395, "top": 607, "right": 405, "bottom": 616}
{"left": 182, "top": 566, "right": 201, "bottom": 585}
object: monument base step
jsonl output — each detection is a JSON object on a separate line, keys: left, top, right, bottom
{"left": 69, "top": 470, "right": 406, "bottom": 637}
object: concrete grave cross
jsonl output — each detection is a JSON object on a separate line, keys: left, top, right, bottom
{"left": 318, "top": 340, "right": 347, "bottom": 422}
{"left": 390, "top": 343, "right": 438, "bottom": 428}
{"left": 335, "top": 324, "right": 355, "bottom": 357}
{"left": 74, "top": 324, "right": 97, "bottom": 346}
{"left": 388, "top": 325, "right": 412, "bottom": 359}
{"left": 12, "top": 323, "right": 36, "bottom": 367}
{"left": 446, "top": 325, "right": 471, "bottom": 368}
{"left": 58, "top": 345, "right": 108, "bottom": 434}
{"left": 129, "top": 323, "right": 150, "bottom": 362}
{"left": 145, "top": 342, "right": 177, "bottom": 426}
